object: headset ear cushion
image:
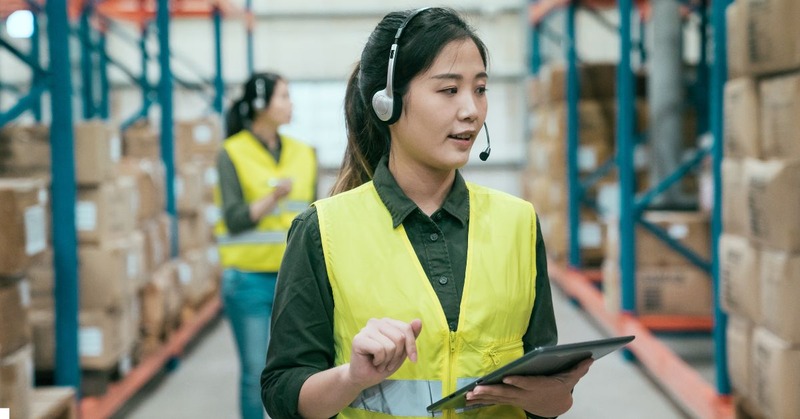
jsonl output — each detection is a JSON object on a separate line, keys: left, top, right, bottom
{"left": 384, "top": 93, "right": 403, "bottom": 125}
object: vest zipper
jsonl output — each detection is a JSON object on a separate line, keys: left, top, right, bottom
{"left": 447, "top": 331, "right": 457, "bottom": 419}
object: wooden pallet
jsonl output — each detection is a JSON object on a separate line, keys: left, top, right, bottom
{"left": 30, "top": 387, "right": 76, "bottom": 419}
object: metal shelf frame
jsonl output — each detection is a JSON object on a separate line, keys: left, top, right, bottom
{"left": 1, "top": 0, "right": 82, "bottom": 392}
{"left": 528, "top": 0, "right": 732, "bottom": 406}
{"left": 2, "top": 0, "right": 240, "bottom": 406}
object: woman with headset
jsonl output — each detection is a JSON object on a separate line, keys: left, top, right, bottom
{"left": 262, "top": 8, "right": 591, "bottom": 419}
{"left": 215, "top": 72, "right": 317, "bottom": 419}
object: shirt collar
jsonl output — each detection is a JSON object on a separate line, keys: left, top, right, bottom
{"left": 373, "top": 155, "right": 470, "bottom": 229}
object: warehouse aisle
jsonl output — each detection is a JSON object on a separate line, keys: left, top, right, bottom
{"left": 123, "top": 285, "right": 688, "bottom": 419}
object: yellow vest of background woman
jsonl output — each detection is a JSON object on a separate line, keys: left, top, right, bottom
{"left": 214, "top": 130, "right": 317, "bottom": 272}
{"left": 315, "top": 181, "right": 538, "bottom": 419}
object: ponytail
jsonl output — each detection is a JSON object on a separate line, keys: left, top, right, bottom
{"left": 225, "top": 99, "right": 247, "bottom": 138}
{"left": 330, "top": 64, "right": 390, "bottom": 195}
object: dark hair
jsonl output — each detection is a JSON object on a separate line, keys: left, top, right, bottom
{"left": 331, "top": 8, "right": 488, "bottom": 194}
{"left": 225, "top": 72, "right": 284, "bottom": 138}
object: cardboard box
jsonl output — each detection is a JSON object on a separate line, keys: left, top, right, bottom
{"left": 0, "top": 344, "right": 33, "bottom": 419}
{"left": 175, "top": 117, "right": 222, "bottom": 164}
{"left": 0, "top": 280, "right": 31, "bottom": 358}
{"left": 30, "top": 309, "right": 134, "bottom": 371}
{"left": 74, "top": 120, "right": 121, "bottom": 185}
{"left": 744, "top": 159, "right": 800, "bottom": 252}
{"left": 28, "top": 251, "right": 54, "bottom": 311}
{"left": 118, "top": 158, "right": 166, "bottom": 222}
{"left": 724, "top": 78, "right": 761, "bottom": 158}
{"left": 176, "top": 250, "right": 214, "bottom": 308}
{"left": 0, "top": 178, "right": 49, "bottom": 277}
{"left": 751, "top": 327, "right": 800, "bottom": 419}
{"left": 0, "top": 124, "right": 50, "bottom": 176}
{"left": 176, "top": 162, "right": 204, "bottom": 215}
{"left": 603, "top": 262, "right": 712, "bottom": 316}
{"left": 727, "top": 315, "right": 753, "bottom": 400}
{"left": 726, "top": 2, "right": 747, "bottom": 79}
{"left": 760, "top": 72, "right": 800, "bottom": 160}
{"left": 719, "top": 234, "right": 761, "bottom": 322}
{"left": 760, "top": 249, "right": 800, "bottom": 344}
{"left": 722, "top": 158, "right": 749, "bottom": 237}
{"left": 536, "top": 63, "right": 647, "bottom": 103}
{"left": 123, "top": 121, "right": 160, "bottom": 160}
{"left": 140, "top": 263, "right": 182, "bottom": 339}
{"left": 732, "top": 0, "right": 800, "bottom": 76}
{"left": 79, "top": 237, "right": 141, "bottom": 311}
{"left": 607, "top": 211, "right": 710, "bottom": 268}
{"left": 76, "top": 182, "right": 131, "bottom": 244}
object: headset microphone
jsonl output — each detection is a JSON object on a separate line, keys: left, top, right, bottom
{"left": 479, "top": 122, "right": 491, "bottom": 161}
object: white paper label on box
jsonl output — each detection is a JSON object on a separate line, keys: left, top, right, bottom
{"left": 76, "top": 201, "right": 98, "bottom": 231}
{"left": 110, "top": 135, "right": 122, "bottom": 163}
{"left": 79, "top": 327, "right": 104, "bottom": 357}
{"left": 193, "top": 125, "right": 213, "bottom": 144}
{"left": 24, "top": 205, "right": 47, "bottom": 255}
{"left": 127, "top": 253, "right": 139, "bottom": 281}
{"left": 18, "top": 280, "right": 31, "bottom": 308}
{"left": 38, "top": 188, "right": 48, "bottom": 205}
{"left": 175, "top": 178, "right": 185, "bottom": 198}
{"left": 668, "top": 224, "right": 689, "bottom": 240}
{"left": 207, "top": 247, "right": 219, "bottom": 265}
{"left": 205, "top": 205, "right": 221, "bottom": 225}
{"left": 634, "top": 145, "right": 650, "bottom": 169}
{"left": 119, "top": 355, "right": 132, "bottom": 376}
{"left": 1, "top": 408, "right": 9, "bottom": 419}
{"left": 178, "top": 263, "right": 191, "bottom": 284}
{"left": 578, "top": 146, "right": 598, "bottom": 171}
{"left": 204, "top": 167, "right": 219, "bottom": 186}
{"left": 580, "top": 222, "right": 603, "bottom": 248}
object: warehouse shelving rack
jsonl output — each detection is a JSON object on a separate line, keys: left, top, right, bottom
{"left": 528, "top": 0, "right": 733, "bottom": 418}
{"left": 1, "top": 0, "right": 84, "bottom": 395}
{"left": 2, "top": 1, "right": 237, "bottom": 417}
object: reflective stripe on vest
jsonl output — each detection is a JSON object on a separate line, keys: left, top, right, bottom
{"left": 215, "top": 230, "right": 287, "bottom": 245}
{"left": 348, "top": 378, "right": 485, "bottom": 417}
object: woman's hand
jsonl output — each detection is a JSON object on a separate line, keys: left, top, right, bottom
{"left": 465, "top": 358, "right": 593, "bottom": 417}
{"left": 344, "top": 318, "right": 423, "bottom": 390}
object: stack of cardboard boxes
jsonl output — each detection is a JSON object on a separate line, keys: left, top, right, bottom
{"left": 0, "top": 126, "right": 51, "bottom": 419}
{"left": 524, "top": 63, "right": 625, "bottom": 266}
{"left": 723, "top": 1, "right": 800, "bottom": 417}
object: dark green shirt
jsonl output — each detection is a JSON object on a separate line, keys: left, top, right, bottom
{"left": 262, "top": 157, "right": 558, "bottom": 419}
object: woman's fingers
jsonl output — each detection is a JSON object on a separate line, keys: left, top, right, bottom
{"left": 359, "top": 318, "right": 423, "bottom": 371}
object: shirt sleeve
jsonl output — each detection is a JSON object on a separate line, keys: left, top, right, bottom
{"left": 217, "top": 149, "right": 258, "bottom": 234}
{"left": 523, "top": 215, "right": 559, "bottom": 419}
{"left": 261, "top": 207, "right": 336, "bottom": 419}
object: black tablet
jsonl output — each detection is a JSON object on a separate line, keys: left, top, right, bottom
{"left": 427, "top": 335, "right": 635, "bottom": 412}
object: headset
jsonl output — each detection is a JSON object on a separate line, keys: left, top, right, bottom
{"left": 371, "top": 7, "right": 429, "bottom": 125}
{"left": 371, "top": 7, "right": 492, "bottom": 161}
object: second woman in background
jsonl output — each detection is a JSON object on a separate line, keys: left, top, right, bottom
{"left": 215, "top": 72, "right": 318, "bottom": 419}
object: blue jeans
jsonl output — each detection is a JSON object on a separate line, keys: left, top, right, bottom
{"left": 221, "top": 269, "right": 277, "bottom": 419}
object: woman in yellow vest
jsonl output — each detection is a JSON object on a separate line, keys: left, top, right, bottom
{"left": 262, "top": 8, "right": 591, "bottom": 419}
{"left": 216, "top": 72, "right": 317, "bottom": 419}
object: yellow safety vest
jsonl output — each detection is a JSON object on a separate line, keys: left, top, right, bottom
{"left": 314, "top": 181, "right": 538, "bottom": 418}
{"left": 215, "top": 131, "right": 317, "bottom": 272}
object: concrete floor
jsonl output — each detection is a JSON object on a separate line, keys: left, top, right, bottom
{"left": 122, "top": 285, "right": 692, "bottom": 419}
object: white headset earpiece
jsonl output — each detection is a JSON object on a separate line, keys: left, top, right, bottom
{"left": 371, "top": 7, "right": 430, "bottom": 124}
{"left": 253, "top": 78, "right": 267, "bottom": 110}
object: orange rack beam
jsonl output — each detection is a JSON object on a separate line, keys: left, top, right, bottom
{"left": 548, "top": 262, "right": 733, "bottom": 419}
{"left": 80, "top": 295, "right": 222, "bottom": 419}
{"left": 0, "top": 0, "right": 85, "bottom": 20}
{"left": 95, "top": 0, "right": 242, "bottom": 23}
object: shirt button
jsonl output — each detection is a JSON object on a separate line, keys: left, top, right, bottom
{"left": 429, "top": 233, "right": 439, "bottom": 242}
{"left": 438, "top": 276, "right": 448, "bottom": 285}
{"left": 433, "top": 213, "right": 442, "bottom": 220}
{"left": 449, "top": 322, "right": 457, "bottom": 330}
